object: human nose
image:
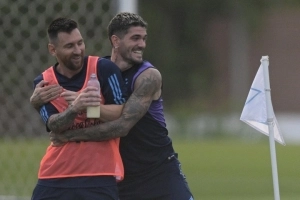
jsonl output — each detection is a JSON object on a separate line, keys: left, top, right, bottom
{"left": 73, "top": 45, "right": 81, "bottom": 54}
{"left": 138, "top": 39, "right": 146, "bottom": 48}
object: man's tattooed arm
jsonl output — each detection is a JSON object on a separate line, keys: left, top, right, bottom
{"left": 47, "top": 106, "right": 78, "bottom": 133}
{"left": 48, "top": 87, "right": 101, "bottom": 133}
{"left": 51, "top": 68, "right": 162, "bottom": 144}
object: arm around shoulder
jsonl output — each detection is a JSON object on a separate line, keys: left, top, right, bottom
{"left": 56, "top": 67, "right": 162, "bottom": 142}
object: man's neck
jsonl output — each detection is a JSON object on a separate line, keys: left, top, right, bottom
{"left": 111, "top": 50, "right": 133, "bottom": 72}
{"left": 56, "top": 64, "right": 81, "bottom": 78}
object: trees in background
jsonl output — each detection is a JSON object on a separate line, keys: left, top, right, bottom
{"left": 139, "top": 0, "right": 298, "bottom": 114}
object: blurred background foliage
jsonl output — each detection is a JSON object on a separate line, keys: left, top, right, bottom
{"left": 139, "top": 0, "right": 300, "bottom": 115}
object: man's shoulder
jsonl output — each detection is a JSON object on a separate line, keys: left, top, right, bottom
{"left": 138, "top": 60, "right": 156, "bottom": 70}
{"left": 33, "top": 74, "right": 43, "bottom": 86}
{"left": 142, "top": 60, "right": 154, "bottom": 67}
{"left": 135, "top": 61, "right": 156, "bottom": 72}
{"left": 98, "top": 56, "right": 114, "bottom": 65}
{"left": 98, "top": 58, "right": 119, "bottom": 70}
{"left": 96, "top": 57, "right": 119, "bottom": 72}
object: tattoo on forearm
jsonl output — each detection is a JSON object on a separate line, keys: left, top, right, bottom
{"left": 65, "top": 71, "right": 161, "bottom": 142}
{"left": 48, "top": 107, "right": 77, "bottom": 133}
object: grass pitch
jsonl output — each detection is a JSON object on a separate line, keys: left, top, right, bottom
{"left": 174, "top": 139, "right": 300, "bottom": 200}
{"left": 1, "top": 137, "right": 300, "bottom": 199}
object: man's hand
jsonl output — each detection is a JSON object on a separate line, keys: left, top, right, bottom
{"left": 61, "top": 90, "right": 79, "bottom": 105}
{"left": 50, "top": 131, "right": 69, "bottom": 147}
{"left": 30, "top": 80, "right": 63, "bottom": 109}
{"left": 69, "top": 86, "right": 101, "bottom": 113}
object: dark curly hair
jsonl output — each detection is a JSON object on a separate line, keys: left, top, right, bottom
{"left": 107, "top": 12, "right": 147, "bottom": 45}
{"left": 47, "top": 17, "right": 78, "bottom": 43}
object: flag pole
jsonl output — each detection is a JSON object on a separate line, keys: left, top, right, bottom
{"left": 261, "top": 56, "right": 280, "bottom": 200}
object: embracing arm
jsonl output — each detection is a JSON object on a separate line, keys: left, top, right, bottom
{"left": 51, "top": 68, "right": 161, "bottom": 144}
{"left": 61, "top": 90, "right": 124, "bottom": 122}
{"left": 30, "top": 80, "right": 62, "bottom": 111}
{"left": 47, "top": 106, "right": 78, "bottom": 133}
{"left": 99, "top": 104, "right": 124, "bottom": 122}
{"left": 48, "top": 87, "right": 101, "bottom": 133}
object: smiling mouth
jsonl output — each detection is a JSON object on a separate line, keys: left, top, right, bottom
{"left": 72, "top": 56, "right": 82, "bottom": 61}
{"left": 133, "top": 50, "right": 143, "bottom": 55}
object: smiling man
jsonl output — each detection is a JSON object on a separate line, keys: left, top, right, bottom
{"left": 30, "top": 17, "right": 127, "bottom": 200}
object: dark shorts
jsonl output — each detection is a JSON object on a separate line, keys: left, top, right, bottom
{"left": 31, "top": 179, "right": 119, "bottom": 200}
{"left": 118, "top": 153, "right": 194, "bottom": 200}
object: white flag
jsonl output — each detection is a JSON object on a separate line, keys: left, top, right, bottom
{"left": 240, "top": 58, "right": 285, "bottom": 145}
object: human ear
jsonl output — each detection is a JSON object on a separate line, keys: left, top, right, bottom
{"left": 48, "top": 43, "right": 56, "bottom": 56}
{"left": 111, "top": 35, "right": 120, "bottom": 49}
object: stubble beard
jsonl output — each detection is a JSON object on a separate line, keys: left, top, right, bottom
{"left": 127, "top": 52, "right": 143, "bottom": 66}
{"left": 66, "top": 55, "right": 84, "bottom": 71}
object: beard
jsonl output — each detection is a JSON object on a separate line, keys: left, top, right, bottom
{"left": 128, "top": 57, "right": 143, "bottom": 65}
{"left": 64, "top": 55, "right": 84, "bottom": 71}
{"left": 122, "top": 51, "right": 143, "bottom": 66}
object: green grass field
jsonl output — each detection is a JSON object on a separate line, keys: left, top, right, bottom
{"left": 174, "top": 139, "right": 300, "bottom": 200}
{"left": 1, "top": 137, "right": 300, "bottom": 199}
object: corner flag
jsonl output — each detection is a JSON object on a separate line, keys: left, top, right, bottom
{"left": 240, "top": 56, "right": 285, "bottom": 145}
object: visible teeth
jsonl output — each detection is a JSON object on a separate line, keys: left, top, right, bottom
{"left": 133, "top": 51, "right": 142, "bottom": 54}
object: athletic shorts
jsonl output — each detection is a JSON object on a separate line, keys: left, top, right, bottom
{"left": 118, "top": 153, "right": 194, "bottom": 200}
{"left": 31, "top": 183, "right": 119, "bottom": 200}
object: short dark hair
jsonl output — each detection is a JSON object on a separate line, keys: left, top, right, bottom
{"left": 47, "top": 17, "right": 78, "bottom": 43}
{"left": 107, "top": 12, "right": 147, "bottom": 43}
